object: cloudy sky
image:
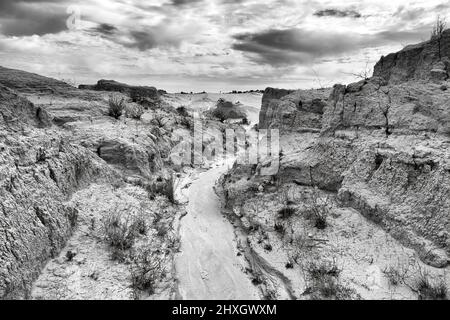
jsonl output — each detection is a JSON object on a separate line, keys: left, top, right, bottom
{"left": 0, "top": 0, "right": 448, "bottom": 92}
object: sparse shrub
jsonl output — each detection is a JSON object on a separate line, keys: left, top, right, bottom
{"left": 305, "top": 260, "right": 355, "bottom": 300}
{"left": 251, "top": 275, "right": 263, "bottom": 285}
{"left": 167, "top": 234, "right": 181, "bottom": 251}
{"left": 108, "top": 94, "right": 125, "bottom": 119}
{"left": 431, "top": 15, "right": 447, "bottom": 39}
{"left": 129, "top": 247, "right": 167, "bottom": 297}
{"left": 415, "top": 273, "right": 448, "bottom": 300}
{"left": 125, "top": 104, "right": 144, "bottom": 120}
{"left": 383, "top": 264, "right": 408, "bottom": 286}
{"left": 263, "top": 288, "right": 277, "bottom": 300}
{"left": 102, "top": 210, "right": 146, "bottom": 259}
{"left": 212, "top": 108, "right": 227, "bottom": 122}
{"left": 303, "top": 188, "right": 330, "bottom": 229}
{"left": 103, "top": 211, "right": 134, "bottom": 250}
{"left": 285, "top": 261, "right": 294, "bottom": 269}
{"left": 66, "top": 250, "right": 76, "bottom": 262}
{"left": 133, "top": 214, "right": 147, "bottom": 235}
{"left": 176, "top": 106, "right": 189, "bottom": 117}
{"left": 278, "top": 207, "right": 296, "bottom": 219}
{"left": 156, "top": 223, "right": 169, "bottom": 238}
{"left": 153, "top": 211, "right": 162, "bottom": 225}
{"left": 307, "top": 260, "right": 341, "bottom": 280}
{"left": 274, "top": 222, "right": 285, "bottom": 235}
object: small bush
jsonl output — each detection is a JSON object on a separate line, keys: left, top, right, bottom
{"left": 304, "top": 189, "right": 330, "bottom": 229}
{"left": 102, "top": 210, "right": 147, "bottom": 260}
{"left": 415, "top": 273, "right": 448, "bottom": 300}
{"left": 305, "top": 260, "right": 355, "bottom": 300}
{"left": 278, "top": 207, "right": 296, "bottom": 219}
{"left": 307, "top": 260, "right": 341, "bottom": 281}
{"left": 133, "top": 215, "right": 147, "bottom": 235}
{"left": 130, "top": 247, "right": 167, "bottom": 297}
{"left": 251, "top": 275, "right": 263, "bottom": 285}
{"left": 66, "top": 250, "right": 76, "bottom": 262}
{"left": 176, "top": 106, "right": 189, "bottom": 117}
{"left": 125, "top": 104, "right": 144, "bottom": 120}
{"left": 102, "top": 211, "right": 136, "bottom": 251}
{"left": 108, "top": 94, "right": 125, "bottom": 119}
{"left": 156, "top": 223, "right": 169, "bottom": 238}
{"left": 274, "top": 222, "right": 285, "bottom": 234}
{"left": 212, "top": 108, "right": 227, "bottom": 122}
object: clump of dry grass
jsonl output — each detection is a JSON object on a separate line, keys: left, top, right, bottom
{"left": 304, "top": 260, "right": 356, "bottom": 300}
{"left": 303, "top": 187, "right": 330, "bottom": 229}
{"left": 125, "top": 104, "right": 144, "bottom": 120}
{"left": 108, "top": 94, "right": 125, "bottom": 119}
{"left": 102, "top": 210, "right": 147, "bottom": 261}
{"left": 415, "top": 272, "right": 448, "bottom": 300}
{"left": 274, "top": 222, "right": 286, "bottom": 235}
{"left": 129, "top": 247, "right": 167, "bottom": 298}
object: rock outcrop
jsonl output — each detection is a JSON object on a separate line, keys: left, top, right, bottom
{"left": 259, "top": 88, "right": 331, "bottom": 131}
{"left": 79, "top": 80, "right": 159, "bottom": 102}
{"left": 323, "top": 77, "right": 450, "bottom": 135}
{"left": 0, "top": 85, "right": 116, "bottom": 298}
{"left": 0, "top": 68, "right": 182, "bottom": 299}
{"left": 373, "top": 29, "right": 450, "bottom": 84}
{"left": 224, "top": 31, "right": 450, "bottom": 270}
{"left": 0, "top": 84, "right": 52, "bottom": 128}
{"left": 0, "top": 66, "right": 78, "bottom": 96}
{"left": 259, "top": 88, "right": 294, "bottom": 128}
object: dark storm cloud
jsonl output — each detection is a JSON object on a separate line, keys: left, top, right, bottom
{"left": 128, "top": 31, "right": 159, "bottom": 50}
{"left": 232, "top": 29, "right": 357, "bottom": 65}
{"left": 92, "top": 23, "right": 118, "bottom": 36}
{"left": 314, "top": 9, "right": 362, "bottom": 18}
{"left": 0, "top": 0, "right": 68, "bottom": 36}
{"left": 232, "top": 27, "right": 428, "bottom": 66}
{"left": 170, "top": 0, "right": 203, "bottom": 6}
{"left": 125, "top": 25, "right": 184, "bottom": 51}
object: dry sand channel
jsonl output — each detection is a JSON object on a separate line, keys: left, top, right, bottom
{"left": 175, "top": 160, "right": 259, "bottom": 300}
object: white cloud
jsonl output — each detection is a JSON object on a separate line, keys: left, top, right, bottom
{"left": 0, "top": 0, "right": 448, "bottom": 91}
